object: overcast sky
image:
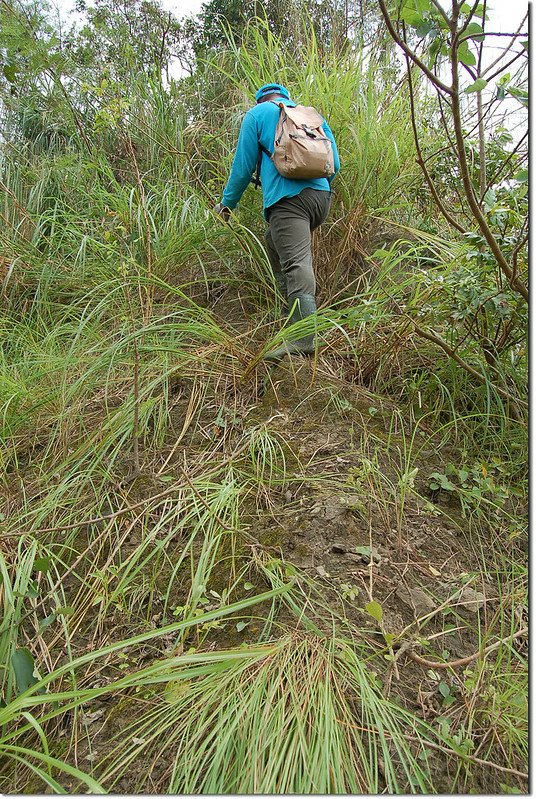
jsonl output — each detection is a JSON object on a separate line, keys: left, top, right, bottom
{"left": 51, "top": 0, "right": 529, "bottom": 33}
{"left": 49, "top": 0, "right": 528, "bottom": 122}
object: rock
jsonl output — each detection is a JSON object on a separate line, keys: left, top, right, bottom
{"left": 396, "top": 585, "right": 436, "bottom": 617}
{"left": 284, "top": 490, "right": 293, "bottom": 502}
{"left": 458, "top": 586, "right": 486, "bottom": 613}
{"left": 323, "top": 499, "right": 346, "bottom": 521}
{"left": 331, "top": 543, "right": 347, "bottom": 554}
{"left": 369, "top": 547, "right": 381, "bottom": 563}
{"left": 315, "top": 565, "right": 329, "bottom": 578}
{"left": 347, "top": 546, "right": 381, "bottom": 564}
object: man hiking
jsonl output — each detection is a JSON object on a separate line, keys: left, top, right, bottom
{"left": 214, "top": 82, "right": 340, "bottom": 363}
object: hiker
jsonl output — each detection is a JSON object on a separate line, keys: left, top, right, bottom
{"left": 214, "top": 82, "right": 340, "bottom": 362}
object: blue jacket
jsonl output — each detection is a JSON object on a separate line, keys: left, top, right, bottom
{"left": 221, "top": 98, "right": 340, "bottom": 217}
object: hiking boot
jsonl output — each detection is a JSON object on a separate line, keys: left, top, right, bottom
{"left": 264, "top": 294, "right": 317, "bottom": 363}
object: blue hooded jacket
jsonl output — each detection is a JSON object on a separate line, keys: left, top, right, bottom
{"left": 221, "top": 94, "right": 340, "bottom": 218}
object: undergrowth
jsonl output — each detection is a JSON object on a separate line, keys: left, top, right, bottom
{"left": 0, "top": 1, "right": 527, "bottom": 794}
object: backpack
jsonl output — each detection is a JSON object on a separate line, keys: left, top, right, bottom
{"left": 252, "top": 101, "right": 335, "bottom": 187}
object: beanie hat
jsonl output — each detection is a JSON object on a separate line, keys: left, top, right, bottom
{"left": 255, "top": 83, "right": 291, "bottom": 103}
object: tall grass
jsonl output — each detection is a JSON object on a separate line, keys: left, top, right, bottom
{"left": 95, "top": 632, "right": 440, "bottom": 794}
{"left": 0, "top": 3, "right": 527, "bottom": 794}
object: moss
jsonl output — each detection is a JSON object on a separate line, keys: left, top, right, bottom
{"left": 257, "top": 526, "right": 285, "bottom": 549}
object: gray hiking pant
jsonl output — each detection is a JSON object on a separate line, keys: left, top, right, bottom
{"left": 265, "top": 188, "right": 332, "bottom": 301}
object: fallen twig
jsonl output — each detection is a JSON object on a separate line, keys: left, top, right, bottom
{"left": 406, "top": 626, "right": 527, "bottom": 670}
{"left": 403, "top": 734, "right": 528, "bottom": 781}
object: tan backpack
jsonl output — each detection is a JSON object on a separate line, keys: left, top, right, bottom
{"left": 271, "top": 102, "right": 334, "bottom": 179}
{"left": 251, "top": 101, "right": 335, "bottom": 188}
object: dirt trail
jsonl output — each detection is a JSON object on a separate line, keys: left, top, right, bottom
{"left": 46, "top": 302, "right": 526, "bottom": 795}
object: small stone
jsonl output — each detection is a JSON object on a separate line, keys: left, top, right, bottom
{"left": 370, "top": 547, "right": 381, "bottom": 563}
{"left": 323, "top": 500, "right": 346, "bottom": 521}
{"left": 80, "top": 709, "right": 105, "bottom": 725}
{"left": 458, "top": 586, "right": 486, "bottom": 613}
{"left": 350, "top": 546, "right": 381, "bottom": 564}
{"left": 315, "top": 565, "right": 329, "bottom": 578}
{"left": 331, "top": 544, "right": 347, "bottom": 554}
{"left": 396, "top": 586, "right": 436, "bottom": 617}
{"left": 284, "top": 490, "right": 293, "bottom": 502}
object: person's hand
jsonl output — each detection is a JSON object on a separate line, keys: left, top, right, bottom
{"left": 213, "top": 202, "right": 231, "bottom": 222}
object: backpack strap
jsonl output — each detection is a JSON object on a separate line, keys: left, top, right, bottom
{"left": 250, "top": 101, "right": 292, "bottom": 189}
{"left": 250, "top": 143, "right": 272, "bottom": 189}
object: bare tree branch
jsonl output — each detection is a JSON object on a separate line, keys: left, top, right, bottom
{"left": 448, "top": 30, "right": 528, "bottom": 301}
{"left": 403, "top": 43, "right": 466, "bottom": 233}
{"left": 482, "top": 13, "right": 528, "bottom": 76}
{"left": 377, "top": 0, "right": 453, "bottom": 95}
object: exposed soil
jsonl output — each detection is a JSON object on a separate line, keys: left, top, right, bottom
{"left": 8, "top": 287, "right": 525, "bottom": 795}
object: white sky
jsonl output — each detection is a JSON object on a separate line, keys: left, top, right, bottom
{"left": 51, "top": 0, "right": 529, "bottom": 33}
{"left": 49, "top": 0, "right": 528, "bottom": 132}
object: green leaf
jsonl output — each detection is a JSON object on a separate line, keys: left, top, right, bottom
{"left": 483, "top": 188, "right": 496, "bottom": 212}
{"left": 235, "top": 621, "right": 248, "bottom": 632}
{"left": 56, "top": 606, "right": 75, "bottom": 617}
{"left": 438, "top": 681, "right": 451, "bottom": 697}
{"left": 507, "top": 86, "right": 528, "bottom": 108}
{"left": 428, "top": 37, "right": 442, "bottom": 61}
{"left": 416, "top": 20, "right": 434, "bottom": 37}
{"left": 26, "top": 581, "right": 39, "bottom": 599}
{"left": 399, "top": 8, "right": 425, "bottom": 26}
{"left": 513, "top": 170, "right": 528, "bottom": 183}
{"left": 460, "top": 1, "right": 486, "bottom": 14}
{"left": 464, "top": 21, "right": 485, "bottom": 41}
{"left": 458, "top": 40, "right": 476, "bottom": 66}
{"left": 465, "top": 77, "right": 487, "bottom": 93}
{"left": 364, "top": 600, "right": 383, "bottom": 624}
{"left": 3, "top": 64, "right": 17, "bottom": 83}
{"left": 429, "top": 472, "right": 456, "bottom": 491}
{"left": 39, "top": 614, "right": 56, "bottom": 631}
{"left": 11, "top": 648, "right": 41, "bottom": 695}
{"left": 243, "top": 582, "right": 254, "bottom": 591}
{"left": 34, "top": 556, "right": 51, "bottom": 573}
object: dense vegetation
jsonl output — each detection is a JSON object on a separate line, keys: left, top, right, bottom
{"left": 0, "top": 0, "right": 528, "bottom": 793}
